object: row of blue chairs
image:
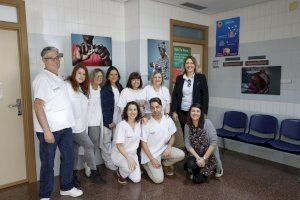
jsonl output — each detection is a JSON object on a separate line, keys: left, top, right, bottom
{"left": 216, "top": 111, "right": 300, "bottom": 155}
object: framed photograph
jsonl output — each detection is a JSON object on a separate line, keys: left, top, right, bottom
{"left": 241, "top": 66, "right": 281, "bottom": 95}
{"left": 71, "top": 34, "right": 112, "bottom": 67}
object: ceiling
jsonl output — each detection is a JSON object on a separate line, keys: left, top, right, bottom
{"left": 152, "top": 0, "right": 272, "bottom": 14}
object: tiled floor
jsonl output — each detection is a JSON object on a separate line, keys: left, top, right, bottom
{"left": 0, "top": 151, "right": 299, "bottom": 200}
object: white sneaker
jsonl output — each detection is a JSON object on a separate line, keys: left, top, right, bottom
{"left": 40, "top": 198, "right": 50, "bottom": 200}
{"left": 215, "top": 168, "right": 223, "bottom": 178}
{"left": 83, "top": 162, "right": 91, "bottom": 177}
{"left": 60, "top": 187, "right": 83, "bottom": 197}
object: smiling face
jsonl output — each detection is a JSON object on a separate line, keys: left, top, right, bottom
{"left": 190, "top": 106, "right": 201, "bottom": 122}
{"left": 75, "top": 68, "right": 86, "bottom": 84}
{"left": 93, "top": 71, "right": 103, "bottom": 86}
{"left": 43, "top": 50, "right": 60, "bottom": 74}
{"left": 108, "top": 69, "right": 119, "bottom": 84}
{"left": 127, "top": 104, "right": 138, "bottom": 121}
{"left": 131, "top": 78, "right": 141, "bottom": 90}
{"left": 150, "top": 101, "right": 162, "bottom": 118}
{"left": 152, "top": 73, "right": 163, "bottom": 86}
{"left": 184, "top": 58, "right": 196, "bottom": 74}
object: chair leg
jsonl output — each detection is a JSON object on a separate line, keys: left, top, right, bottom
{"left": 222, "top": 137, "right": 226, "bottom": 151}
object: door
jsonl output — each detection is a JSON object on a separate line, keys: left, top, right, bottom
{"left": 172, "top": 42, "right": 204, "bottom": 83}
{"left": 170, "top": 19, "right": 208, "bottom": 148}
{"left": 0, "top": 29, "right": 27, "bottom": 188}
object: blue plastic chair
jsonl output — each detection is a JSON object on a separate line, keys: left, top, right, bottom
{"left": 267, "top": 119, "right": 300, "bottom": 155}
{"left": 237, "top": 114, "right": 278, "bottom": 145}
{"left": 217, "top": 111, "right": 248, "bottom": 139}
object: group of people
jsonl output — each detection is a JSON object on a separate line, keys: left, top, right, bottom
{"left": 33, "top": 46, "right": 223, "bottom": 200}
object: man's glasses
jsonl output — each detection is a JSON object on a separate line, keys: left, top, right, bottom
{"left": 187, "top": 79, "right": 191, "bottom": 87}
{"left": 44, "top": 56, "right": 60, "bottom": 61}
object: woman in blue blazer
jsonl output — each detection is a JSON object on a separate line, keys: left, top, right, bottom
{"left": 100, "top": 66, "right": 123, "bottom": 170}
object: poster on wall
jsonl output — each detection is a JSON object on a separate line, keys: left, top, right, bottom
{"left": 241, "top": 66, "right": 281, "bottom": 95}
{"left": 216, "top": 17, "right": 240, "bottom": 57}
{"left": 147, "top": 39, "right": 170, "bottom": 84}
{"left": 71, "top": 33, "right": 112, "bottom": 67}
{"left": 173, "top": 46, "right": 191, "bottom": 83}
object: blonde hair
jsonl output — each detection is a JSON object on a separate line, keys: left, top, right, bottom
{"left": 90, "top": 68, "right": 105, "bottom": 87}
{"left": 182, "top": 55, "right": 199, "bottom": 75}
{"left": 151, "top": 71, "right": 164, "bottom": 85}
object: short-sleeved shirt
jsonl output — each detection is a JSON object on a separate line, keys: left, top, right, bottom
{"left": 111, "top": 120, "right": 141, "bottom": 163}
{"left": 65, "top": 81, "right": 89, "bottom": 133}
{"left": 140, "top": 115, "right": 177, "bottom": 164}
{"left": 88, "top": 84, "right": 102, "bottom": 127}
{"left": 143, "top": 85, "right": 171, "bottom": 115}
{"left": 32, "top": 69, "right": 74, "bottom": 132}
{"left": 117, "top": 88, "right": 146, "bottom": 110}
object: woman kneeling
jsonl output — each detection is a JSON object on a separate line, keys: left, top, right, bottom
{"left": 184, "top": 103, "right": 217, "bottom": 183}
{"left": 111, "top": 101, "right": 142, "bottom": 184}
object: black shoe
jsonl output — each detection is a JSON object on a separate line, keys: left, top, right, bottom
{"left": 90, "top": 170, "right": 106, "bottom": 184}
{"left": 73, "top": 170, "right": 81, "bottom": 188}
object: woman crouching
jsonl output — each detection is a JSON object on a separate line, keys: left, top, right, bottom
{"left": 184, "top": 103, "right": 217, "bottom": 183}
{"left": 111, "top": 101, "right": 142, "bottom": 184}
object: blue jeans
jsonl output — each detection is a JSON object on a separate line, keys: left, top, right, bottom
{"left": 37, "top": 128, "right": 74, "bottom": 198}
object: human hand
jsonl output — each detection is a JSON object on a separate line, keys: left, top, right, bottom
{"left": 150, "top": 158, "right": 161, "bottom": 169}
{"left": 162, "top": 147, "right": 172, "bottom": 158}
{"left": 127, "top": 157, "right": 137, "bottom": 171}
{"left": 196, "top": 157, "right": 206, "bottom": 168}
{"left": 44, "top": 130, "right": 55, "bottom": 144}
{"left": 172, "top": 112, "right": 178, "bottom": 122}
{"left": 109, "top": 122, "right": 116, "bottom": 129}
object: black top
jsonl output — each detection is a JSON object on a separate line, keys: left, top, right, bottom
{"left": 171, "top": 73, "right": 209, "bottom": 114}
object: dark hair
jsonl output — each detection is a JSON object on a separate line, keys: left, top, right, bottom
{"left": 67, "top": 63, "right": 90, "bottom": 97}
{"left": 183, "top": 55, "right": 198, "bottom": 75}
{"left": 186, "top": 103, "right": 205, "bottom": 129}
{"left": 122, "top": 101, "right": 141, "bottom": 122}
{"left": 90, "top": 68, "right": 105, "bottom": 87}
{"left": 126, "top": 72, "right": 143, "bottom": 89}
{"left": 105, "top": 66, "right": 122, "bottom": 88}
{"left": 149, "top": 97, "right": 162, "bottom": 106}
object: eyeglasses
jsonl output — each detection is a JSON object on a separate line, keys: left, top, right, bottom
{"left": 187, "top": 79, "right": 191, "bottom": 87}
{"left": 44, "top": 56, "right": 60, "bottom": 61}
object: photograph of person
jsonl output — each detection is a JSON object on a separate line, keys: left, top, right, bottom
{"left": 148, "top": 39, "right": 170, "bottom": 83}
{"left": 72, "top": 34, "right": 112, "bottom": 66}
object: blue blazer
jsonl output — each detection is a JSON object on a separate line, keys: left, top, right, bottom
{"left": 101, "top": 84, "right": 123, "bottom": 128}
{"left": 171, "top": 73, "right": 209, "bottom": 114}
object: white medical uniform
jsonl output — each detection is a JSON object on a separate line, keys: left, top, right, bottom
{"left": 111, "top": 120, "right": 142, "bottom": 183}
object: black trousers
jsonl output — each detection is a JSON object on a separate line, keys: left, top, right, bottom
{"left": 178, "top": 110, "right": 188, "bottom": 134}
{"left": 185, "top": 156, "right": 207, "bottom": 183}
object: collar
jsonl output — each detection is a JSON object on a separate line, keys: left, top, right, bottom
{"left": 183, "top": 73, "right": 195, "bottom": 80}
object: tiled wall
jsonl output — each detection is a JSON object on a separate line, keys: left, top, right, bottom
{"left": 25, "top": 0, "right": 126, "bottom": 83}
{"left": 125, "top": 0, "right": 140, "bottom": 77}
{"left": 139, "top": 0, "right": 210, "bottom": 82}
{"left": 208, "top": 0, "right": 300, "bottom": 167}
{"left": 24, "top": 0, "right": 126, "bottom": 178}
{"left": 24, "top": 0, "right": 300, "bottom": 177}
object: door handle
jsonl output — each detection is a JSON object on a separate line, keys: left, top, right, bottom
{"left": 8, "top": 98, "right": 22, "bottom": 116}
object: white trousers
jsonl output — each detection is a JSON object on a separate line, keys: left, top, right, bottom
{"left": 143, "top": 147, "right": 185, "bottom": 184}
{"left": 113, "top": 153, "right": 141, "bottom": 183}
{"left": 100, "top": 127, "right": 116, "bottom": 170}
